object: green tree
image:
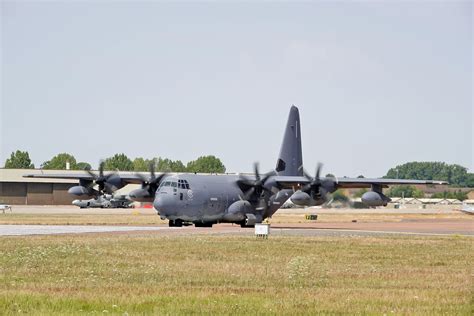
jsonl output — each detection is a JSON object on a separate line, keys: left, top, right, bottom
{"left": 76, "top": 162, "right": 92, "bottom": 170}
{"left": 385, "top": 162, "right": 473, "bottom": 187}
{"left": 4, "top": 150, "right": 35, "bottom": 169}
{"left": 387, "top": 185, "right": 424, "bottom": 198}
{"left": 431, "top": 190, "right": 468, "bottom": 201}
{"left": 466, "top": 174, "right": 474, "bottom": 187}
{"left": 357, "top": 175, "right": 365, "bottom": 178}
{"left": 186, "top": 155, "right": 226, "bottom": 174}
{"left": 104, "top": 153, "right": 133, "bottom": 171}
{"left": 133, "top": 157, "right": 151, "bottom": 171}
{"left": 155, "top": 158, "right": 186, "bottom": 172}
{"left": 41, "top": 153, "right": 77, "bottom": 170}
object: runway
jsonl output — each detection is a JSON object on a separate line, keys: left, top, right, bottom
{"left": 1, "top": 205, "right": 472, "bottom": 237}
{"left": 0, "top": 224, "right": 176, "bottom": 236}
{"left": 1, "top": 218, "right": 472, "bottom": 237}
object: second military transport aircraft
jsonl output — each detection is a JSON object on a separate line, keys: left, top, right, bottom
{"left": 25, "top": 106, "right": 447, "bottom": 227}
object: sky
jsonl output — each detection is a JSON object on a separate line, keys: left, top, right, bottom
{"left": 1, "top": 1, "right": 472, "bottom": 177}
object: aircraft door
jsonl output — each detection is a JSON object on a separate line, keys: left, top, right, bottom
{"left": 206, "top": 186, "right": 225, "bottom": 217}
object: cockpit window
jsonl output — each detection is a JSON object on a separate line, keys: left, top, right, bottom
{"left": 171, "top": 182, "right": 177, "bottom": 188}
{"left": 163, "top": 181, "right": 171, "bottom": 187}
{"left": 177, "top": 179, "right": 190, "bottom": 189}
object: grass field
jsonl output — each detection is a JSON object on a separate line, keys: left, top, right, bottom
{"left": 1, "top": 233, "right": 472, "bottom": 315}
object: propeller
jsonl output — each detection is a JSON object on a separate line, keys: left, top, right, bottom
{"left": 301, "top": 162, "right": 337, "bottom": 201}
{"left": 136, "top": 162, "right": 167, "bottom": 195}
{"left": 85, "top": 161, "right": 119, "bottom": 194}
{"left": 237, "top": 163, "right": 276, "bottom": 210}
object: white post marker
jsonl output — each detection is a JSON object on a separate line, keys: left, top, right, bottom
{"left": 255, "top": 223, "right": 270, "bottom": 239}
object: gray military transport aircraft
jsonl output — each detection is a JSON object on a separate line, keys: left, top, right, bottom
{"left": 25, "top": 106, "right": 447, "bottom": 227}
{"left": 72, "top": 194, "right": 134, "bottom": 209}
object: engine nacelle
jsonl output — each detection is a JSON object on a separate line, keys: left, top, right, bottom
{"left": 361, "top": 191, "right": 391, "bottom": 207}
{"left": 223, "top": 200, "right": 253, "bottom": 222}
{"left": 291, "top": 190, "right": 327, "bottom": 206}
{"left": 128, "top": 188, "right": 153, "bottom": 202}
{"left": 290, "top": 191, "right": 312, "bottom": 206}
{"left": 68, "top": 185, "right": 94, "bottom": 197}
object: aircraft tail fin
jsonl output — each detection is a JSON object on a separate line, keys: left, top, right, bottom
{"left": 275, "top": 105, "right": 303, "bottom": 176}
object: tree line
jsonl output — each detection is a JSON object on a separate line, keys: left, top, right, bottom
{"left": 3, "top": 151, "right": 226, "bottom": 174}
{"left": 4, "top": 153, "right": 473, "bottom": 188}
{"left": 385, "top": 161, "right": 474, "bottom": 188}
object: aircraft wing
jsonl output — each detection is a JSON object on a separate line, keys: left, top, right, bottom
{"left": 334, "top": 178, "right": 448, "bottom": 188}
{"left": 23, "top": 173, "right": 145, "bottom": 184}
{"left": 273, "top": 176, "right": 448, "bottom": 189}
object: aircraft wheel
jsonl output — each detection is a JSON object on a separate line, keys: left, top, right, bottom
{"left": 169, "top": 219, "right": 183, "bottom": 227}
{"left": 195, "top": 222, "right": 213, "bottom": 228}
{"left": 240, "top": 224, "right": 255, "bottom": 228}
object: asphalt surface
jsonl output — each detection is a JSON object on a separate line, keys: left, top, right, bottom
{"left": 1, "top": 220, "right": 472, "bottom": 237}
{"left": 1, "top": 206, "right": 472, "bottom": 237}
{"left": 7, "top": 205, "right": 461, "bottom": 214}
{"left": 0, "top": 224, "right": 176, "bottom": 236}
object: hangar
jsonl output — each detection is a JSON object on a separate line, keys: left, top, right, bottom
{"left": 0, "top": 169, "right": 139, "bottom": 205}
{"left": 0, "top": 169, "right": 77, "bottom": 205}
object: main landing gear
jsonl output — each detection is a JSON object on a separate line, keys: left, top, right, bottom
{"left": 169, "top": 219, "right": 183, "bottom": 227}
{"left": 194, "top": 222, "right": 213, "bottom": 228}
{"left": 169, "top": 219, "right": 194, "bottom": 227}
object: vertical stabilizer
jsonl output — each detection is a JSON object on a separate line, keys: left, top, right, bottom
{"left": 275, "top": 105, "right": 303, "bottom": 176}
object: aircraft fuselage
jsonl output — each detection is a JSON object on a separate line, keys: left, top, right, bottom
{"left": 153, "top": 174, "right": 292, "bottom": 225}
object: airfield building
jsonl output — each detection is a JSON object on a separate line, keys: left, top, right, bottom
{"left": 0, "top": 169, "right": 143, "bottom": 205}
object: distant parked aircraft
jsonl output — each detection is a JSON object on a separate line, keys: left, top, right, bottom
{"left": 72, "top": 195, "right": 134, "bottom": 209}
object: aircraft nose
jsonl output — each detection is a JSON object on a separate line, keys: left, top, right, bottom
{"left": 153, "top": 194, "right": 175, "bottom": 215}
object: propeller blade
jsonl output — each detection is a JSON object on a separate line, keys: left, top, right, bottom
{"left": 135, "top": 173, "right": 148, "bottom": 183}
{"left": 302, "top": 169, "right": 312, "bottom": 181}
{"left": 261, "top": 170, "right": 276, "bottom": 184}
{"left": 151, "top": 173, "right": 167, "bottom": 185}
{"left": 243, "top": 187, "right": 255, "bottom": 201}
{"left": 237, "top": 162, "right": 278, "bottom": 214}
{"left": 253, "top": 162, "right": 260, "bottom": 182}
{"left": 86, "top": 169, "right": 98, "bottom": 180}
{"left": 149, "top": 162, "right": 156, "bottom": 180}
{"left": 315, "top": 162, "right": 323, "bottom": 181}
{"left": 99, "top": 161, "right": 105, "bottom": 178}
